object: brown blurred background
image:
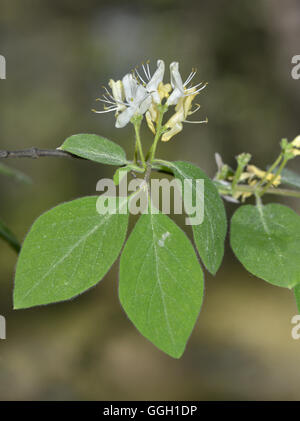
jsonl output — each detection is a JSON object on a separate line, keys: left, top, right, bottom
{"left": 1, "top": 0, "right": 300, "bottom": 400}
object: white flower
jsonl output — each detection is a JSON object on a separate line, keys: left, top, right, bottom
{"left": 135, "top": 59, "right": 165, "bottom": 104}
{"left": 166, "top": 61, "right": 207, "bottom": 106}
{"left": 116, "top": 74, "right": 151, "bottom": 128}
{"left": 93, "top": 74, "right": 151, "bottom": 128}
{"left": 292, "top": 135, "right": 300, "bottom": 148}
{"left": 108, "top": 79, "right": 126, "bottom": 114}
{"left": 162, "top": 87, "right": 207, "bottom": 141}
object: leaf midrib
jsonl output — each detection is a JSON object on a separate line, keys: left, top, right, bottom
{"left": 149, "top": 214, "right": 176, "bottom": 347}
{"left": 17, "top": 214, "right": 110, "bottom": 303}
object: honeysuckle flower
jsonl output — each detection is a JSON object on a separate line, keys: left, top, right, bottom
{"left": 157, "top": 82, "right": 172, "bottom": 101}
{"left": 166, "top": 62, "right": 207, "bottom": 106}
{"left": 117, "top": 74, "right": 152, "bottom": 128}
{"left": 93, "top": 78, "right": 125, "bottom": 115}
{"left": 247, "top": 165, "right": 281, "bottom": 187}
{"left": 292, "top": 135, "right": 300, "bottom": 147}
{"left": 135, "top": 60, "right": 166, "bottom": 104}
{"left": 93, "top": 73, "right": 151, "bottom": 128}
{"left": 145, "top": 82, "right": 172, "bottom": 134}
{"left": 146, "top": 104, "right": 157, "bottom": 135}
{"left": 213, "top": 153, "right": 244, "bottom": 203}
{"left": 162, "top": 87, "right": 207, "bottom": 142}
{"left": 214, "top": 153, "right": 234, "bottom": 181}
{"left": 291, "top": 135, "right": 300, "bottom": 156}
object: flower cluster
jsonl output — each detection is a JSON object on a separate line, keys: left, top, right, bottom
{"left": 214, "top": 135, "right": 300, "bottom": 203}
{"left": 215, "top": 152, "right": 282, "bottom": 203}
{"left": 93, "top": 59, "right": 207, "bottom": 141}
{"left": 281, "top": 135, "right": 300, "bottom": 159}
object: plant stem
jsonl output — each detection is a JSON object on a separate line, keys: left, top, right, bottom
{"left": 0, "top": 148, "right": 82, "bottom": 160}
{"left": 152, "top": 160, "right": 300, "bottom": 199}
{"left": 255, "top": 152, "right": 283, "bottom": 190}
{"left": 133, "top": 118, "right": 146, "bottom": 169}
{"left": 231, "top": 162, "right": 245, "bottom": 192}
{"left": 133, "top": 140, "right": 138, "bottom": 164}
{"left": 148, "top": 105, "right": 168, "bottom": 162}
{"left": 217, "top": 182, "right": 300, "bottom": 199}
{"left": 258, "top": 156, "right": 288, "bottom": 197}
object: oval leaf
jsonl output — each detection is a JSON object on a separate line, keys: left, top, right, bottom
{"left": 230, "top": 203, "right": 300, "bottom": 288}
{"left": 60, "top": 133, "right": 128, "bottom": 166}
{"left": 119, "top": 210, "right": 204, "bottom": 358}
{"left": 165, "top": 161, "right": 227, "bottom": 275}
{"left": 277, "top": 168, "right": 300, "bottom": 190}
{"left": 14, "top": 196, "right": 129, "bottom": 309}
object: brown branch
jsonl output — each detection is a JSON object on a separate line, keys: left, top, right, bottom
{"left": 0, "top": 148, "right": 84, "bottom": 160}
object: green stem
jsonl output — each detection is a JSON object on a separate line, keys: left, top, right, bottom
{"left": 255, "top": 152, "right": 283, "bottom": 190}
{"left": 152, "top": 160, "right": 300, "bottom": 200}
{"left": 133, "top": 118, "right": 146, "bottom": 169}
{"left": 231, "top": 163, "right": 244, "bottom": 192}
{"left": 133, "top": 140, "right": 138, "bottom": 164}
{"left": 216, "top": 182, "right": 300, "bottom": 199}
{"left": 148, "top": 105, "right": 168, "bottom": 163}
{"left": 258, "top": 156, "right": 288, "bottom": 197}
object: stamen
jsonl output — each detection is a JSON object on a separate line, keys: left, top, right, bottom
{"left": 184, "top": 117, "right": 208, "bottom": 124}
{"left": 135, "top": 68, "right": 147, "bottom": 85}
{"left": 97, "top": 97, "right": 116, "bottom": 105}
{"left": 184, "top": 70, "right": 197, "bottom": 86}
{"left": 102, "top": 86, "right": 128, "bottom": 106}
{"left": 142, "top": 63, "right": 150, "bottom": 81}
{"left": 91, "top": 107, "right": 118, "bottom": 114}
{"left": 103, "top": 94, "right": 116, "bottom": 102}
{"left": 132, "top": 70, "right": 140, "bottom": 83}
{"left": 186, "top": 81, "right": 206, "bottom": 91}
{"left": 103, "top": 104, "right": 118, "bottom": 109}
{"left": 146, "top": 61, "right": 151, "bottom": 79}
{"left": 188, "top": 104, "right": 201, "bottom": 115}
{"left": 102, "top": 86, "right": 116, "bottom": 101}
{"left": 184, "top": 83, "right": 208, "bottom": 96}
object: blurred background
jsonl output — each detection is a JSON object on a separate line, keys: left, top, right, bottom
{"left": 1, "top": 0, "right": 300, "bottom": 400}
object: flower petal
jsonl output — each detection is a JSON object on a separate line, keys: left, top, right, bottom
{"left": 161, "top": 122, "right": 183, "bottom": 141}
{"left": 115, "top": 107, "right": 136, "bottom": 128}
{"left": 170, "top": 62, "right": 184, "bottom": 90}
{"left": 122, "top": 73, "right": 138, "bottom": 104}
{"left": 108, "top": 79, "right": 124, "bottom": 103}
{"left": 138, "top": 94, "right": 152, "bottom": 115}
{"left": 167, "top": 62, "right": 186, "bottom": 105}
{"left": 146, "top": 59, "right": 165, "bottom": 103}
{"left": 135, "top": 84, "right": 148, "bottom": 104}
{"left": 167, "top": 88, "right": 183, "bottom": 105}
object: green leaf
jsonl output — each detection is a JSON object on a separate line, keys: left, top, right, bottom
{"left": 230, "top": 203, "right": 300, "bottom": 288}
{"left": 14, "top": 196, "right": 129, "bottom": 309}
{"left": 277, "top": 168, "right": 300, "bottom": 189}
{"left": 60, "top": 133, "right": 128, "bottom": 166}
{"left": 294, "top": 284, "right": 300, "bottom": 313}
{"left": 162, "top": 160, "right": 227, "bottom": 275}
{"left": 119, "top": 210, "right": 204, "bottom": 358}
{"left": 0, "top": 218, "right": 20, "bottom": 253}
{"left": 113, "top": 164, "right": 144, "bottom": 186}
{"left": 0, "top": 163, "right": 31, "bottom": 184}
